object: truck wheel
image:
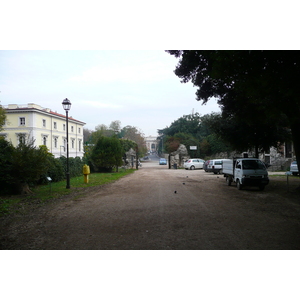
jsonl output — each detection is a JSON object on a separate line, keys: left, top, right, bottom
{"left": 226, "top": 176, "right": 232, "bottom": 186}
{"left": 237, "top": 180, "right": 242, "bottom": 190}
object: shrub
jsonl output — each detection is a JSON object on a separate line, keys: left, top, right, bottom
{"left": 91, "top": 136, "right": 123, "bottom": 172}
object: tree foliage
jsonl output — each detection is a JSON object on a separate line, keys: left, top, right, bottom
{"left": 160, "top": 113, "right": 231, "bottom": 157}
{"left": 0, "top": 138, "right": 84, "bottom": 194}
{"left": 86, "top": 121, "right": 147, "bottom": 158}
{"left": 0, "top": 138, "right": 14, "bottom": 194}
{"left": 0, "top": 140, "right": 51, "bottom": 194}
{"left": 91, "top": 136, "right": 123, "bottom": 172}
{"left": 120, "top": 125, "right": 147, "bottom": 157}
{"left": 164, "top": 136, "right": 181, "bottom": 154}
{"left": 163, "top": 113, "right": 202, "bottom": 138}
{"left": 167, "top": 50, "right": 300, "bottom": 165}
{"left": 0, "top": 106, "right": 6, "bottom": 131}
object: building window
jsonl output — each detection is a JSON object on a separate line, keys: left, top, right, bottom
{"left": 43, "top": 136, "right": 47, "bottom": 146}
{"left": 18, "top": 134, "right": 26, "bottom": 144}
{"left": 54, "top": 137, "right": 58, "bottom": 148}
{"left": 54, "top": 122, "right": 57, "bottom": 129}
{"left": 79, "top": 140, "right": 82, "bottom": 152}
{"left": 78, "top": 128, "right": 81, "bottom": 134}
{"left": 71, "top": 139, "right": 75, "bottom": 148}
{"left": 71, "top": 126, "right": 74, "bottom": 133}
{"left": 19, "top": 117, "right": 25, "bottom": 126}
{"left": 63, "top": 124, "right": 66, "bottom": 131}
{"left": 43, "top": 119, "right": 46, "bottom": 127}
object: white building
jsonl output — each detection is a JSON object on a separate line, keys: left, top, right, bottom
{"left": 1, "top": 103, "right": 86, "bottom": 158}
{"left": 145, "top": 135, "right": 158, "bottom": 153}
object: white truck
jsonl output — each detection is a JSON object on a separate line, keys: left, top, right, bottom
{"left": 223, "top": 158, "right": 269, "bottom": 190}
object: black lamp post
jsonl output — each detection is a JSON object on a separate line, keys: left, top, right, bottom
{"left": 62, "top": 98, "right": 72, "bottom": 189}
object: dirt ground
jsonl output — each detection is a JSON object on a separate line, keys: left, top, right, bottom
{"left": 1, "top": 160, "right": 300, "bottom": 250}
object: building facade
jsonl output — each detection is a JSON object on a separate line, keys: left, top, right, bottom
{"left": 145, "top": 135, "right": 158, "bottom": 153}
{"left": 1, "top": 103, "right": 86, "bottom": 158}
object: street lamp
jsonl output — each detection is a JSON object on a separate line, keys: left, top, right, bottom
{"left": 62, "top": 98, "right": 72, "bottom": 189}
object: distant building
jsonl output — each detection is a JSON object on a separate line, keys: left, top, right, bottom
{"left": 1, "top": 103, "right": 86, "bottom": 158}
{"left": 145, "top": 135, "right": 158, "bottom": 153}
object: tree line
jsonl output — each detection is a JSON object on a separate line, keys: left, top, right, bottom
{"left": 157, "top": 112, "right": 233, "bottom": 158}
{"left": 83, "top": 120, "right": 147, "bottom": 172}
{"left": 165, "top": 50, "right": 299, "bottom": 169}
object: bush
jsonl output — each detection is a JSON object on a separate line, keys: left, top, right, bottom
{"left": 0, "top": 139, "right": 14, "bottom": 194}
{"left": 91, "top": 136, "right": 123, "bottom": 172}
{"left": 59, "top": 156, "right": 84, "bottom": 178}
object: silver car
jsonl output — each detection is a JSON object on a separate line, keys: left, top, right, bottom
{"left": 290, "top": 161, "right": 299, "bottom": 176}
{"left": 184, "top": 158, "right": 205, "bottom": 170}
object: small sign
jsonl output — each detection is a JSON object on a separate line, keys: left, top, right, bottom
{"left": 285, "top": 171, "right": 292, "bottom": 176}
{"left": 47, "top": 177, "right": 52, "bottom": 181}
{"left": 190, "top": 146, "right": 197, "bottom": 150}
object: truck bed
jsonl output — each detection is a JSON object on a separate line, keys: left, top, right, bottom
{"left": 222, "top": 160, "right": 234, "bottom": 175}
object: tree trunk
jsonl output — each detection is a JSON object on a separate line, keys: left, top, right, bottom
{"left": 14, "top": 182, "right": 33, "bottom": 195}
{"left": 290, "top": 121, "right": 300, "bottom": 190}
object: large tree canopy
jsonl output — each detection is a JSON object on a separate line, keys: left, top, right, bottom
{"left": 167, "top": 50, "right": 300, "bottom": 167}
{"left": 159, "top": 113, "right": 232, "bottom": 157}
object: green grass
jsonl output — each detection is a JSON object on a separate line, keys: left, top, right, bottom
{"left": 0, "top": 168, "right": 135, "bottom": 216}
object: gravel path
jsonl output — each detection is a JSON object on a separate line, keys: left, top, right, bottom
{"left": 1, "top": 161, "right": 300, "bottom": 249}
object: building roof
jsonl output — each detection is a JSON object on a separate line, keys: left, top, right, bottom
{"left": 3, "top": 103, "right": 86, "bottom": 125}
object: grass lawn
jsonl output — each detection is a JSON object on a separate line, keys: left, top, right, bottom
{"left": 0, "top": 168, "right": 135, "bottom": 216}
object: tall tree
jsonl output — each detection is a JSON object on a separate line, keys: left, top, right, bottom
{"left": 109, "top": 120, "right": 121, "bottom": 134}
{"left": 167, "top": 50, "right": 300, "bottom": 168}
{"left": 163, "top": 113, "right": 202, "bottom": 137}
{"left": 160, "top": 113, "right": 232, "bottom": 157}
{"left": 91, "top": 136, "right": 123, "bottom": 172}
{"left": 120, "top": 125, "right": 147, "bottom": 157}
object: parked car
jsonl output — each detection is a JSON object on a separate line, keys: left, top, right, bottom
{"left": 203, "top": 160, "right": 210, "bottom": 172}
{"left": 207, "top": 159, "right": 230, "bottom": 174}
{"left": 290, "top": 161, "right": 299, "bottom": 176}
{"left": 159, "top": 158, "right": 167, "bottom": 165}
{"left": 184, "top": 158, "right": 205, "bottom": 170}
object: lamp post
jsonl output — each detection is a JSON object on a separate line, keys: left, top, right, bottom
{"left": 62, "top": 98, "right": 72, "bottom": 189}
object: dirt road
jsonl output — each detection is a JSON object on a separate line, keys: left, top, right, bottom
{"left": 1, "top": 160, "right": 300, "bottom": 249}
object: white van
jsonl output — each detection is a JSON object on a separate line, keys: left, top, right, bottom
{"left": 207, "top": 159, "right": 230, "bottom": 174}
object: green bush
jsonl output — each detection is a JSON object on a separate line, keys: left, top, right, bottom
{"left": 91, "top": 136, "right": 123, "bottom": 172}
{"left": 59, "top": 156, "right": 84, "bottom": 178}
{"left": 0, "top": 137, "right": 85, "bottom": 194}
{"left": 0, "top": 139, "right": 14, "bottom": 194}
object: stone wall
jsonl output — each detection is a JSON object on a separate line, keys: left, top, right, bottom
{"left": 209, "top": 147, "right": 293, "bottom": 171}
{"left": 168, "top": 144, "right": 189, "bottom": 167}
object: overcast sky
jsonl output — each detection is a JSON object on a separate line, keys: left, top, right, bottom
{"left": 0, "top": 50, "right": 221, "bottom": 136}
{"left": 1, "top": 1, "right": 296, "bottom": 138}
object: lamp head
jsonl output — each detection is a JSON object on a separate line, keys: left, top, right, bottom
{"left": 62, "top": 98, "right": 72, "bottom": 111}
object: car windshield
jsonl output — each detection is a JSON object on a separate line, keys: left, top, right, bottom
{"left": 242, "top": 160, "right": 266, "bottom": 170}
